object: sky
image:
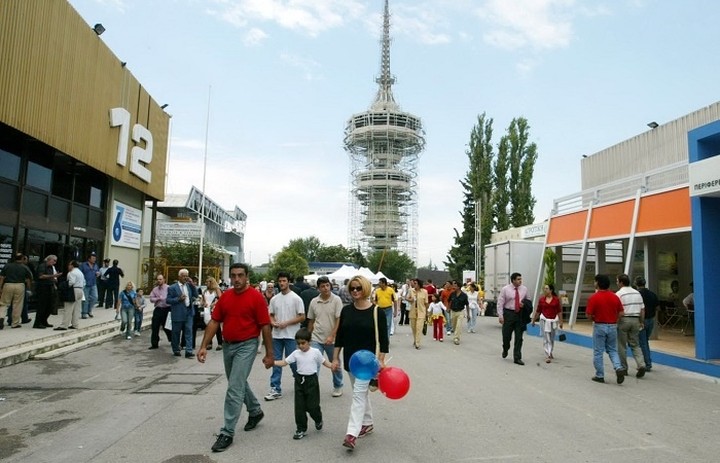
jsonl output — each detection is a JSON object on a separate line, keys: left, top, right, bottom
{"left": 69, "top": 0, "right": 720, "bottom": 269}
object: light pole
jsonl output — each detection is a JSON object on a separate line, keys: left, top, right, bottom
{"left": 198, "top": 85, "right": 211, "bottom": 283}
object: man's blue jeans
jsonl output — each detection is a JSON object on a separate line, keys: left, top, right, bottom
{"left": 172, "top": 318, "right": 194, "bottom": 354}
{"left": 311, "top": 340, "right": 344, "bottom": 389}
{"left": 592, "top": 322, "right": 623, "bottom": 378}
{"left": 271, "top": 338, "right": 297, "bottom": 393}
{"left": 638, "top": 318, "right": 655, "bottom": 369}
{"left": 382, "top": 307, "right": 393, "bottom": 338}
{"left": 82, "top": 285, "right": 98, "bottom": 316}
{"left": 221, "top": 338, "right": 262, "bottom": 437}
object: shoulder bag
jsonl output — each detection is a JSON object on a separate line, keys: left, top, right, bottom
{"left": 369, "top": 305, "right": 380, "bottom": 392}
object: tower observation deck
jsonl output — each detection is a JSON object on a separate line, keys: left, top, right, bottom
{"left": 344, "top": 0, "right": 425, "bottom": 261}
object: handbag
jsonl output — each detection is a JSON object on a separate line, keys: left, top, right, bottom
{"left": 369, "top": 305, "right": 380, "bottom": 392}
{"left": 164, "top": 312, "right": 173, "bottom": 331}
{"left": 558, "top": 331, "right": 567, "bottom": 342}
{"left": 422, "top": 318, "right": 428, "bottom": 336}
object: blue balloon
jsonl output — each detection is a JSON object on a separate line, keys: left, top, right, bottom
{"left": 349, "top": 349, "right": 380, "bottom": 380}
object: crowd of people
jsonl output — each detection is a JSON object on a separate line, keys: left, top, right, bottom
{"left": 0, "top": 251, "right": 126, "bottom": 331}
{"left": 2, "top": 258, "right": 669, "bottom": 454}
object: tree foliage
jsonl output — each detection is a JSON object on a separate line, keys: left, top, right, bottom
{"left": 285, "top": 236, "right": 322, "bottom": 262}
{"left": 494, "top": 134, "right": 510, "bottom": 231}
{"left": 158, "top": 240, "right": 224, "bottom": 268}
{"left": 268, "top": 248, "right": 309, "bottom": 281}
{"left": 367, "top": 250, "right": 415, "bottom": 283}
{"left": 449, "top": 113, "right": 539, "bottom": 282}
{"left": 316, "top": 243, "right": 353, "bottom": 262}
{"left": 507, "top": 117, "right": 537, "bottom": 226}
{"left": 446, "top": 113, "right": 495, "bottom": 280}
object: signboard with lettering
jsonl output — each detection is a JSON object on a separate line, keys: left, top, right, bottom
{"left": 157, "top": 221, "right": 203, "bottom": 241}
{"left": 110, "top": 201, "right": 142, "bottom": 249}
{"left": 689, "top": 154, "right": 720, "bottom": 197}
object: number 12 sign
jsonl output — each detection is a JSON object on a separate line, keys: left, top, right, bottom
{"left": 109, "top": 107, "right": 153, "bottom": 183}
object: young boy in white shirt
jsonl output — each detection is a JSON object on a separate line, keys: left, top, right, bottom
{"left": 275, "top": 328, "right": 333, "bottom": 440}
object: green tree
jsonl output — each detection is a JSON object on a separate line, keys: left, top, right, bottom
{"left": 445, "top": 192, "right": 476, "bottom": 281}
{"left": 158, "top": 240, "right": 223, "bottom": 268}
{"left": 316, "top": 244, "right": 354, "bottom": 262}
{"left": 285, "top": 236, "right": 322, "bottom": 262}
{"left": 507, "top": 117, "right": 537, "bottom": 227}
{"left": 543, "top": 247, "right": 556, "bottom": 286}
{"left": 367, "top": 250, "right": 415, "bottom": 283}
{"left": 349, "top": 246, "right": 367, "bottom": 268}
{"left": 446, "top": 113, "right": 495, "bottom": 279}
{"left": 494, "top": 134, "right": 510, "bottom": 231}
{"left": 268, "top": 249, "right": 309, "bottom": 281}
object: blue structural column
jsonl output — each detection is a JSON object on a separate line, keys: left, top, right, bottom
{"left": 688, "top": 121, "right": 720, "bottom": 360}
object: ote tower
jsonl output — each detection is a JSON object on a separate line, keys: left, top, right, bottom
{"left": 344, "top": 0, "right": 425, "bottom": 261}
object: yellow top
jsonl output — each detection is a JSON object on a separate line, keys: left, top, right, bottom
{"left": 374, "top": 286, "right": 395, "bottom": 308}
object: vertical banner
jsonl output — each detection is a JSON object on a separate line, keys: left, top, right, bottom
{"left": 111, "top": 200, "right": 142, "bottom": 249}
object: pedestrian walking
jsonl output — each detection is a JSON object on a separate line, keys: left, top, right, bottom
{"left": 531, "top": 284, "right": 563, "bottom": 363}
{"left": 332, "top": 275, "right": 389, "bottom": 451}
{"left": 586, "top": 274, "right": 627, "bottom": 384}
{"left": 197, "top": 263, "right": 274, "bottom": 453}
{"left": 119, "top": 282, "right": 137, "bottom": 340}
{"left": 427, "top": 293, "right": 446, "bottom": 341}
{"left": 497, "top": 272, "right": 528, "bottom": 365}
{"left": 274, "top": 328, "right": 333, "bottom": 440}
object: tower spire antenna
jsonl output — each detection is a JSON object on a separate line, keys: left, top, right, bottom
{"left": 373, "top": 0, "right": 396, "bottom": 110}
{"left": 344, "top": 0, "right": 425, "bottom": 262}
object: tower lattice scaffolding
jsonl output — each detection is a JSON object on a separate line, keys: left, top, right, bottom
{"left": 345, "top": 0, "right": 425, "bottom": 262}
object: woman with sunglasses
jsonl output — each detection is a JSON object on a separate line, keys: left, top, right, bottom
{"left": 332, "top": 275, "right": 389, "bottom": 451}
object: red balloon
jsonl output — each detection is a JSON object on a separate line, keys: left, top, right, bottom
{"left": 378, "top": 367, "right": 410, "bottom": 400}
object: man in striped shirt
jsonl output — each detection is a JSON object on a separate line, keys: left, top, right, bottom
{"left": 615, "top": 274, "right": 646, "bottom": 378}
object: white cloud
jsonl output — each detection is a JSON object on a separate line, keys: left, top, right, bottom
{"left": 280, "top": 52, "right": 322, "bottom": 81}
{"left": 476, "top": 0, "right": 576, "bottom": 50}
{"left": 210, "top": 0, "right": 366, "bottom": 37}
{"left": 243, "top": 27, "right": 268, "bottom": 46}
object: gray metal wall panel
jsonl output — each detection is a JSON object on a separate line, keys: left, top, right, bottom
{"left": 581, "top": 102, "right": 720, "bottom": 190}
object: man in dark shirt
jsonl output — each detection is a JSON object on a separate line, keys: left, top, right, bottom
{"left": 448, "top": 280, "right": 469, "bottom": 346}
{"left": 635, "top": 276, "right": 659, "bottom": 372}
{"left": 299, "top": 283, "right": 319, "bottom": 329}
{"left": 0, "top": 252, "right": 34, "bottom": 328}
{"left": 104, "top": 259, "right": 124, "bottom": 313}
{"left": 79, "top": 252, "right": 100, "bottom": 319}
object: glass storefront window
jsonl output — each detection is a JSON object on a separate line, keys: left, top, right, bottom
{"left": 26, "top": 161, "right": 52, "bottom": 191}
{"left": 0, "top": 149, "right": 20, "bottom": 182}
{"left": 90, "top": 186, "right": 102, "bottom": 208}
{"left": 52, "top": 169, "right": 73, "bottom": 200}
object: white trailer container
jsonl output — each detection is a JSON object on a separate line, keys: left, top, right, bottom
{"left": 484, "top": 240, "right": 545, "bottom": 304}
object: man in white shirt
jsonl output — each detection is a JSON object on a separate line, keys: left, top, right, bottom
{"left": 615, "top": 273, "right": 646, "bottom": 378}
{"left": 265, "top": 271, "right": 305, "bottom": 401}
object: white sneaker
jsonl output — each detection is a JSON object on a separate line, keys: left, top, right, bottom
{"left": 264, "top": 388, "right": 282, "bottom": 401}
{"left": 332, "top": 388, "right": 343, "bottom": 397}
{"left": 126, "top": 335, "right": 132, "bottom": 340}
{"left": 134, "top": 331, "right": 141, "bottom": 336}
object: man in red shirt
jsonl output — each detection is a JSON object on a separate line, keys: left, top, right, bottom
{"left": 197, "top": 263, "right": 274, "bottom": 453}
{"left": 585, "top": 274, "right": 627, "bottom": 384}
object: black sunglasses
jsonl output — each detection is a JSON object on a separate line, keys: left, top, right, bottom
{"left": 349, "top": 286, "right": 363, "bottom": 292}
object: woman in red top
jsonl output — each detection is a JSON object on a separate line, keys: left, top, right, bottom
{"left": 532, "top": 284, "right": 563, "bottom": 363}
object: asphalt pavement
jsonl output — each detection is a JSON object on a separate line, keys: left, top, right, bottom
{"left": 1, "top": 315, "right": 719, "bottom": 463}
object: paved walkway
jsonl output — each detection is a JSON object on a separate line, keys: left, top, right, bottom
{"left": 0, "top": 304, "right": 125, "bottom": 350}
{"left": 2, "top": 315, "right": 719, "bottom": 462}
